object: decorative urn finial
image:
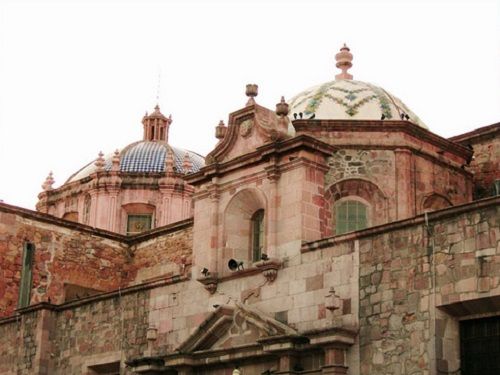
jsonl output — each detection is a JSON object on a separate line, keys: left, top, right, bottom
{"left": 182, "top": 152, "right": 192, "bottom": 174}
{"left": 245, "top": 84, "right": 258, "bottom": 106}
{"left": 94, "top": 151, "right": 106, "bottom": 170}
{"left": 42, "top": 171, "right": 55, "bottom": 191}
{"left": 215, "top": 120, "right": 227, "bottom": 140}
{"left": 335, "top": 43, "right": 353, "bottom": 80}
{"left": 276, "top": 96, "right": 289, "bottom": 117}
{"left": 165, "top": 148, "right": 174, "bottom": 174}
{"left": 111, "top": 149, "right": 120, "bottom": 171}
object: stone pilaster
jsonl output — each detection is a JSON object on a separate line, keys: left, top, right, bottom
{"left": 395, "top": 148, "right": 414, "bottom": 219}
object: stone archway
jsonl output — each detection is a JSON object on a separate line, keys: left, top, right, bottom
{"left": 323, "top": 178, "right": 387, "bottom": 236}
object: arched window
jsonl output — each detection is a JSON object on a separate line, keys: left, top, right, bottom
{"left": 335, "top": 200, "right": 368, "bottom": 235}
{"left": 224, "top": 189, "right": 266, "bottom": 269}
{"left": 251, "top": 209, "right": 265, "bottom": 262}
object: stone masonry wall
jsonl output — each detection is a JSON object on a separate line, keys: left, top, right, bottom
{"left": 357, "top": 198, "right": 500, "bottom": 375}
{"left": 130, "top": 224, "right": 193, "bottom": 284}
{"left": 450, "top": 123, "right": 499, "bottom": 199}
{"left": 0, "top": 289, "right": 151, "bottom": 375}
{"left": 52, "top": 291, "right": 150, "bottom": 374}
{"left": 0, "top": 206, "right": 130, "bottom": 317}
{"left": 468, "top": 136, "right": 499, "bottom": 199}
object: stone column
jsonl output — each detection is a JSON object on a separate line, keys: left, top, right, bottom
{"left": 321, "top": 345, "right": 348, "bottom": 375}
{"left": 107, "top": 187, "right": 120, "bottom": 232}
{"left": 88, "top": 189, "right": 99, "bottom": 227}
{"left": 208, "top": 179, "right": 220, "bottom": 273}
{"left": 266, "top": 167, "right": 280, "bottom": 257}
{"left": 395, "top": 148, "right": 414, "bottom": 220}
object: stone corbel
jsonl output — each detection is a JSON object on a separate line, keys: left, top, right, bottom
{"left": 254, "top": 258, "right": 282, "bottom": 282}
{"left": 197, "top": 272, "right": 219, "bottom": 294}
{"left": 325, "top": 288, "right": 342, "bottom": 311}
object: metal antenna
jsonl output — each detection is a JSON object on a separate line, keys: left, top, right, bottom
{"left": 155, "top": 67, "right": 161, "bottom": 104}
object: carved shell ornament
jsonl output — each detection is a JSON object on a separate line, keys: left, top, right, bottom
{"left": 239, "top": 119, "right": 254, "bottom": 137}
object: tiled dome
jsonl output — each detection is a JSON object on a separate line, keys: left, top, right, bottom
{"left": 288, "top": 44, "right": 426, "bottom": 129}
{"left": 66, "top": 142, "right": 205, "bottom": 183}
{"left": 288, "top": 79, "right": 426, "bottom": 128}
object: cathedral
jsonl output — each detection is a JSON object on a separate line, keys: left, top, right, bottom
{"left": 0, "top": 45, "right": 499, "bottom": 375}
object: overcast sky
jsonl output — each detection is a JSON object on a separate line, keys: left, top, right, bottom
{"left": 1, "top": 0, "right": 499, "bottom": 210}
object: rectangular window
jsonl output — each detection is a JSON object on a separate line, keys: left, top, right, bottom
{"left": 460, "top": 315, "right": 500, "bottom": 375}
{"left": 18, "top": 242, "right": 35, "bottom": 308}
{"left": 251, "top": 210, "right": 265, "bottom": 262}
{"left": 126, "top": 214, "right": 152, "bottom": 235}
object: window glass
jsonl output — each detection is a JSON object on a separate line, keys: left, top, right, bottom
{"left": 127, "top": 214, "right": 152, "bottom": 235}
{"left": 18, "top": 242, "right": 35, "bottom": 308}
{"left": 251, "top": 209, "right": 265, "bottom": 261}
{"left": 335, "top": 200, "right": 367, "bottom": 235}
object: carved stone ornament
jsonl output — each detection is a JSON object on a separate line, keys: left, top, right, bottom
{"left": 254, "top": 258, "right": 282, "bottom": 282}
{"left": 197, "top": 273, "right": 219, "bottom": 294}
{"left": 239, "top": 118, "right": 254, "bottom": 138}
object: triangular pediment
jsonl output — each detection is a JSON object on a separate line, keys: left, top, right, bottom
{"left": 177, "top": 302, "right": 297, "bottom": 354}
{"left": 206, "top": 103, "right": 290, "bottom": 165}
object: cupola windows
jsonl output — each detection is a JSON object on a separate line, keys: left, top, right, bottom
{"left": 126, "top": 214, "right": 153, "bottom": 235}
{"left": 142, "top": 105, "right": 172, "bottom": 142}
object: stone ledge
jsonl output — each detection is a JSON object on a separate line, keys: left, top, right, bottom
{"left": 0, "top": 274, "right": 189, "bottom": 324}
{"left": 302, "top": 196, "right": 500, "bottom": 252}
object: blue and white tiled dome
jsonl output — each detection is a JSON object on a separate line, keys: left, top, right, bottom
{"left": 66, "top": 141, "right": 205, "bottom": 183}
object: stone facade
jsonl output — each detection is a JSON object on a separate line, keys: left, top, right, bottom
{"left": 1, "top": 196, "right": 498, "bottom": 374}
{"left": 1, "top": 48, "right": 499, "bottom": 374}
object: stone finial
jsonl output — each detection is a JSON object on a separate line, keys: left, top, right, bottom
{"left": 165, "top": 148, "right": 174, "bottom": 173}
{"left": 182, "top": 152, "right": 192, "bottom": 174}
{"left": 111, "top": 149, "right": 120, "bottom": 171}
{"left": 42, "top": 171, "right": 55, "bottom": 191}
{"left": 215, "top": 120, "right": 227, "bottom": 140}
{"left": 335, "top": 43, "right": 353, "bottom": 80}
{"left": 245, "top": 84, "right": 258, "bottom": 106}
{"left": 94, "top": 151, "right": 105, "bottom": 170}
{"left": 276, "top": 96, "right": 289, "bottom": 117}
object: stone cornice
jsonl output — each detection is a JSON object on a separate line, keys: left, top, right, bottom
{"left": 0, "top": 202, "right": 127, "bottom": 242}
{"left": 0, "top": 202, "right": 193, "bottom": 245}
{"left": 186, "top": 135, "right": 336, "bottom": 185}
{"left": 448, "top": 121, "right": 499, "bottom": 144}
{"left": 301, "top": 196, "right": 500, "bottom": 252}
{"left": 292, "top": 119, "right": 473, "bottom": 162}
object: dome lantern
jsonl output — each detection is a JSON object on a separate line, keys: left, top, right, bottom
{"left": 142, "top": 105, "right": 172, "bottom": 142}
{"left": 335, "top": 43, "right": 353, "bottom": 80}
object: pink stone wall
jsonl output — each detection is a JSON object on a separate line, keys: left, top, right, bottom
{"left": 0, "top": 206, "right": 130, "bottom": 317}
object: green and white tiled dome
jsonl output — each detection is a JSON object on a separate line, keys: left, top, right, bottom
{"left": 288, "top": 44, "right": 426, "bottom": 129}
{"left": 288, "top": 79, "right": 426, "bottom": 128}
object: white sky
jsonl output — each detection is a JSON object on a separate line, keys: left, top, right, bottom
{"left": 1, "top": 0, "right": 499, "bottom": 210}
